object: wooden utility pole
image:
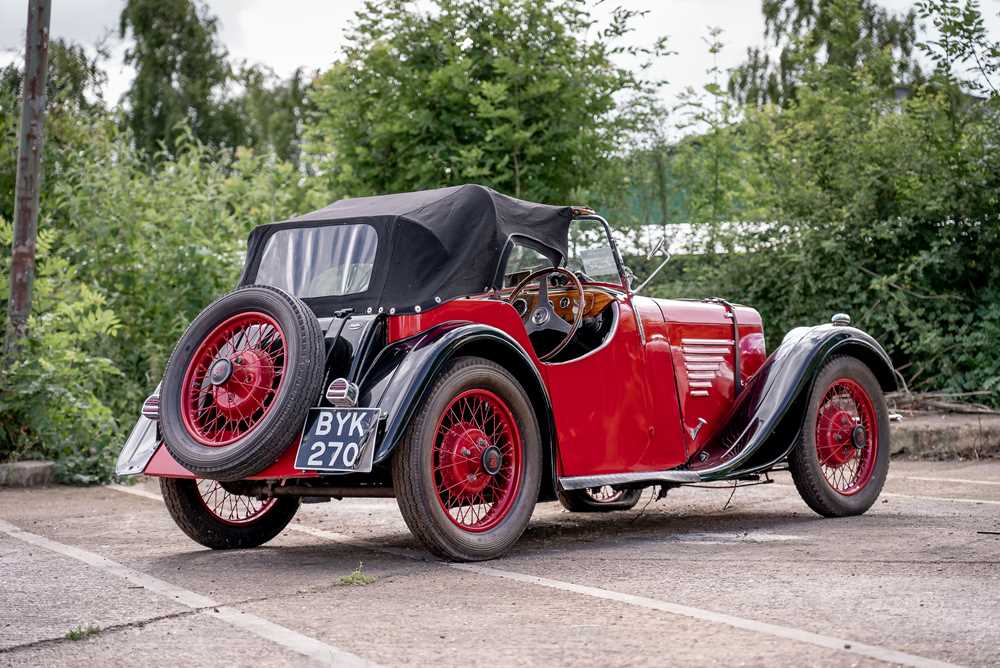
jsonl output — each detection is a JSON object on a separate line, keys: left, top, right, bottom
{"left": 4, "top": 0, "right": 51, "bottom": 354}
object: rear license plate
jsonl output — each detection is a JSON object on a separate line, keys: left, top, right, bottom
{"left": 294, "top": 407, "right": 381, "bottom": 473}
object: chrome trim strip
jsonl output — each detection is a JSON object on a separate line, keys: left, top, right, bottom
{"left": 559, "top": 469, "right": 701, "bottom": 490}
{"left": 688, "top": 372, "right": 717, "bottom": 379}
{"left": 690, "top": 390, "right": 710, "bottom": 397}
{"left": 683, "top": 354, "right": 726, "bottom": 362}
{"left": 631, "top": 299, "right": 647, "bottom": 345}
{"left": 681, "top": 346, "right": 731, "bottom": 354}
{"left": 682, "top": 338, "right": 734, "bottom": 346}
{"left": 689, "top": 381, "right": 713, "bottom": 388}
{"left": 685, "top": 363, "right": 721, "bottom": 371}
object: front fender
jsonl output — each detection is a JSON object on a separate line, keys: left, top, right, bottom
{"left": 693, "top": 323, "right": 896, "bottom": 481}
{"left": 359, "top": 322, "right": 554, "bottom": 474}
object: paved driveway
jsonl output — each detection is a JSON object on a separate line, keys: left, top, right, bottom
{"left": 2, "top": 460, "right": 998, "bottom": 667}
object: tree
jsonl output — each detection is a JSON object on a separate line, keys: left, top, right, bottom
{"left": 5, "top": 0, "right": 51, "bottom": 353}
{"left": 222, "top": 64, "right": 311, "bottom": 166}
{"left": 676, "top": 47, "right": 1000, "bottom": 399}
{"left": 304, "top": 0, "right": 666, "bottom": 203}
{"left": 917, "top": 0, "right": 1000, "bottom": 97}
{"left": 729, "top": 0, "right": 922, "bottom": 107}
{"left": 1, "top": 39, "right": 109, "bottom": 224}
{"left": 119, "top": 0, "right": 230, "bottom": 157}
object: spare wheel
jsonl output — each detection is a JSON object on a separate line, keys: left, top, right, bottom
{"left": 159, "top": 285, "right": 325, "bottom": 481}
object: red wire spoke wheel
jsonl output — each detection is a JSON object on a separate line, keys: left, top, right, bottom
{"left": 586, "top": 486, "right": 627, "bottom": 503}
{"left": 557, "top": 484, "right": 642, "bottom": 512}
{"left": 432, "top": 389, "right": 523, "bottom": 532}
{"left": 160, "top": 477, "right": 300, "bottom": 550}
{"left": 814, "top": 378, "right": 878, "bottom": 495}
{"left": 195, "top": 479, "right": 277, "bottom": 525}
{"left": 159, "top": 286, "right": 325, "bottom": 481}
{"left": 181, "top": 312, "right": 287, "bottom": 446}
{"left": 393, "top": 356, "right": 542, "bottom": 561}
{"left": 789, "top": 356, "right": 890, "bottom": 517}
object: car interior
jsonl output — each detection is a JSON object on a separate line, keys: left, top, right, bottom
{"left": 500, "top": 237, "right": 620, "bottom": 364}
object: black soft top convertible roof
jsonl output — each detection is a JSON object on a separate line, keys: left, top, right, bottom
{"left": 240, "top": 184, "right": 575, "bottom": 317}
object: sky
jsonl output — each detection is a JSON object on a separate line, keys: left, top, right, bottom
{"left": 2, "top": 0, "right": 999, "bottom": 109}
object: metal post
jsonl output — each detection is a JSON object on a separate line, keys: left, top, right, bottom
{"left": 4, "top": 0, "right": 51, "bottom": 354}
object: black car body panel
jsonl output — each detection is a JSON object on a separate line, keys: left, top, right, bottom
{"left": 691, "top": 323, "right": 896, "bottom": 482}
{"left": 353, "top": 321, "right": 559, "bottom": 499}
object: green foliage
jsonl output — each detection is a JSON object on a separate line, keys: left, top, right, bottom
{"left": 0, "top": 39, "right": 112, "bottom": 224}
{"left": 304, "top": 0, "right": 667, "bottom": 202}
{"left": 337, "top": 562, "right": 377, "bottom": 586}
{"left": 2, "top": 0, "right": 998, "bottom": 485}
{"left": 119, "top": 0, "right": 231, "bottom": 157}
{"left": 224, "top": 64, "right": 311, "bottom": 166}
{"left": 0, "top": 220, "right": 122, "bottom": 483}
{"left": 50, "top": 127, "right": 317, "bottom": 399}
{"left": 917, "top": 0, "right": 1000, "bottom": 96}
{"left": 643, "top": 9, "right": 1000, "bottom": 402}
{"left": 2, "top": 78, "right": 316, "bottom": 480}
{"left": 1, "top": 124, "right": 316, "bottom": 480}
{"left": 118, "top": 0, "right": 311, "bottom": 162}
{"left": 730, "top": 0, "right": 922, "bottom": 106}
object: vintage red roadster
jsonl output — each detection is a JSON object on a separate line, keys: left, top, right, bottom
{"left": 117, "top": 185, "right": 895, "bottom": 561}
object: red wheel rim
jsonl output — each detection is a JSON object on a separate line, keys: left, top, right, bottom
{"left": 195, "top": 479, "right": 277, "bottom": 525}
{"left": 815, "top": 378, "right": 879, "bottom": 496}
{"left": 181, "top": 311, "right": 287, "bottom": 446}
{"left": 432, "top": 389, "right": 523, "bottom": 533}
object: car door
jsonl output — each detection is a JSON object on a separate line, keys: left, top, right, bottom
{"left": 544, "top": 297, "right": 664, "bottom": 477}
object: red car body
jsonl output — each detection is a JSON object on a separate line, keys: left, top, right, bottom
{"left": 140, "top": 296, "right": 767, "bottom": 481}
{"left": 117, "top": 185, "right": 895, "bottom": 560}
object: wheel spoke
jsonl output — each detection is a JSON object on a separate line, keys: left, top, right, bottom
{"left": 431, "top": 388, "right": 523, "bottom": 532}
{"left": 814, "top": 378, "right": 878, "bottom": 495}
{"left": 181, "top": 312, "right": 287, "bottom": 446}
{"left": 196, "top": 479, "right": 274, "bottom": 524}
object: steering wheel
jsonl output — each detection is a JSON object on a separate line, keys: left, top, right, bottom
{"left": 507, "top": 267, "right": 585, "bottom": 361}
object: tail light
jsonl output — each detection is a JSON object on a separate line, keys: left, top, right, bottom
{"left": 326, "top": 378, "right": 359, "bottom": 407}
{"left": 141, "top": 394, "right": 160, "bottom": 421}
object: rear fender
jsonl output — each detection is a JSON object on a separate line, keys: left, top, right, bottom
{"left": 692, "top": 323, "right": 896, "bottom": 481}
{"left": 360, "top": 322, "right": 558, "bottom": 500}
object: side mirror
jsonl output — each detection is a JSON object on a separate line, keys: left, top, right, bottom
{"left": 632, "top": 240, "right": 672, "bottom": 295}
{"left": 646, "top": 237, "right": 665, "bottom": 260}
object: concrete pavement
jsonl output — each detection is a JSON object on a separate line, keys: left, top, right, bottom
{"left": 1, "top": 459, "right": 998, "bottom": 667}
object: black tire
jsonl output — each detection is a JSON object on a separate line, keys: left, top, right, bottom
{"left": 558, "top": 487, "right": 643, "bottom": 512}
{"left": 159, "top": 285, "right": 325, "bottom": 481}
{"left": 160, "top": 478, "right": 300, "bottom": 549}
{"left": 392, "top": 356, "right": 542, "bottom": 561}
{"left": 789, "top": 356, "right": 890, "bottom": 517}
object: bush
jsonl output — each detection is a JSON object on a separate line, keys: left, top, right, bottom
{"left": 0, "top": 123, "right": 320, "bottom": 482}
{"left": 624, "top": 58, "right": 1000, "bottom": 403}
{"left": 0, "top": 220, "right": 123, "bottom": 483}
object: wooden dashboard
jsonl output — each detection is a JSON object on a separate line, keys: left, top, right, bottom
{"left": 511, "top": 287, "right": 616, "bottom": 321}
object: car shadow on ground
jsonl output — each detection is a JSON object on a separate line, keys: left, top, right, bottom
{"left": 514, "top": 505, "right": 831, "bottom": 553}
{"left": 142, "top": 502, "right": 850, "bottom": 576}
